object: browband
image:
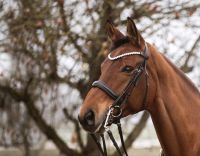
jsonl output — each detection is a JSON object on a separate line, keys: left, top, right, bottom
{"left": 108, "top": 42, "right": 149, "bottom": 61}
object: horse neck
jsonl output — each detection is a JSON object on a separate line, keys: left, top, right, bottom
{"left": 148, "top": 45, "right": 200, "bottom": 156}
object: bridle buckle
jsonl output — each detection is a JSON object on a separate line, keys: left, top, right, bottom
{"left": 103, "top": 105, "right": 122, "bottom": 131}
{"left": 111, "top": 105, "right": 122, "bottom": 118}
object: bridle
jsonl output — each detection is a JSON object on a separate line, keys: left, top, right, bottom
{"left": 90, "top": 43, "right": 149, "bottom": 156}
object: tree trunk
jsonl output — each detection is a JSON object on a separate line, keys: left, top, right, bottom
{"left": 83, "top": 134, "right": 101, "bottom": 156}
{"left": 22, "top": 96, "right": 80, "bottom": 156}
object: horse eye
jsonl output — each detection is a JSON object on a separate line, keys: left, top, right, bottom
{"left": 121, "top": 65, "right": 134, "bottom": 73}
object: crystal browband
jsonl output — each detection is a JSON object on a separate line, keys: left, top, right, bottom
{"left": 108, "top": 51, "right": 143, "bottom": 60}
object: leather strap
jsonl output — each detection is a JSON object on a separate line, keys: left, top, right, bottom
{"left": 92, "top": 80, "right": 119, "bottom": 100}
{"left": 107, "top": 130, "right": 123, "bottom": 156}
{"left": 117, "top": 121, "right": 128, "bottom": 156}
{"left": 90, "top": 134, "right": 105, "bottom": 156}
{"left": 101, "top": 134, "right": 107, "bottom": 156}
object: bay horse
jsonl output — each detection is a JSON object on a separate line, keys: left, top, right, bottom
{"left": 78, "top": 17, "right": 200, "bottom": 156}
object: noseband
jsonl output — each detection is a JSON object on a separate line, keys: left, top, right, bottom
{"left": 90, "top": 43, "right": 149, "bottom": 156}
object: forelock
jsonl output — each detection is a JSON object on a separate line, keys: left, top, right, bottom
{"left": 110, "top": 37, "right": 130, "bottom": 51}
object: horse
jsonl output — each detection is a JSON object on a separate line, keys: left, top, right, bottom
{"left": 78, "top": 17, "right": 200, "bottom": 156}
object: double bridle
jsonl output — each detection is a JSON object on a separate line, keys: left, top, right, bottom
{"left": 90, "top": 43, "right": 149, "bottom": 156}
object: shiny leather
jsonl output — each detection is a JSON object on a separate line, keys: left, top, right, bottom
{"left": 92, "top": 80, "right": 119, "bottom": 100}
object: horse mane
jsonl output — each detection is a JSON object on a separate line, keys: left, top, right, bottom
{"left": 110, "top": 37, "right": 130, "bottom": 51}
{"left": 162, "top": 54, "right": 200, "bottom": 95}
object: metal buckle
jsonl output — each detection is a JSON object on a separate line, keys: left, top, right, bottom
{"left": 103, "top": 105, "right": 122, "bottom": 131}
{"left": 103, "top": 106, "right": 113, "bottom": 131}
{"left": 111, "top": 106, "right": 122, "bottom": 118}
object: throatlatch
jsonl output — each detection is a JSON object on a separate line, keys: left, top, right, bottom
{"left": 90, "top": 43, "right": 149, "bottom": 156}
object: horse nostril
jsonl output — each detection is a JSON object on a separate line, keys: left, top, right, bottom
{"left": 84, "top": 110, "right": 95, "bottom": 126}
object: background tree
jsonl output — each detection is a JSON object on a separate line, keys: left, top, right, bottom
{"left": 0, "top": 0, "right": 199, "bottom": 156}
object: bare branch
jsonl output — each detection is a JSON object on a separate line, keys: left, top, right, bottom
{"left": 180, "top": 35, "right": 200, "bottom": 73}
{"left": 0, "top": 84, "right": 80, "bottom": 156}
{"left": 63, "top": 108, "right": 84, "bottom": 151}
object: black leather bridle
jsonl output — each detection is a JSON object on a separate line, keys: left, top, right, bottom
{"left": 90, "top": 43, "right": 149, "bottom": 156}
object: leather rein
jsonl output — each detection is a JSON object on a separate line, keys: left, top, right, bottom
{"left": 90, "top": 43, "right": 149, "bottom": 156}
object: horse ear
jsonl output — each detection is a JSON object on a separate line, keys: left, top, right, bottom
{"left": 106, "top": 20, "right": 124, "bottom": 42}
{"left": 126, "top": 17, "right": 144, "bottom": 47}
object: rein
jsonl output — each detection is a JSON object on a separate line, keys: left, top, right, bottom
{"left": 90, "top": 43, "right": 149, "bottom": 156}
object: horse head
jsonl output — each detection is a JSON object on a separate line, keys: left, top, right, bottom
{"left": 78, "top": 18, "right": 156, "bottom": 133}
